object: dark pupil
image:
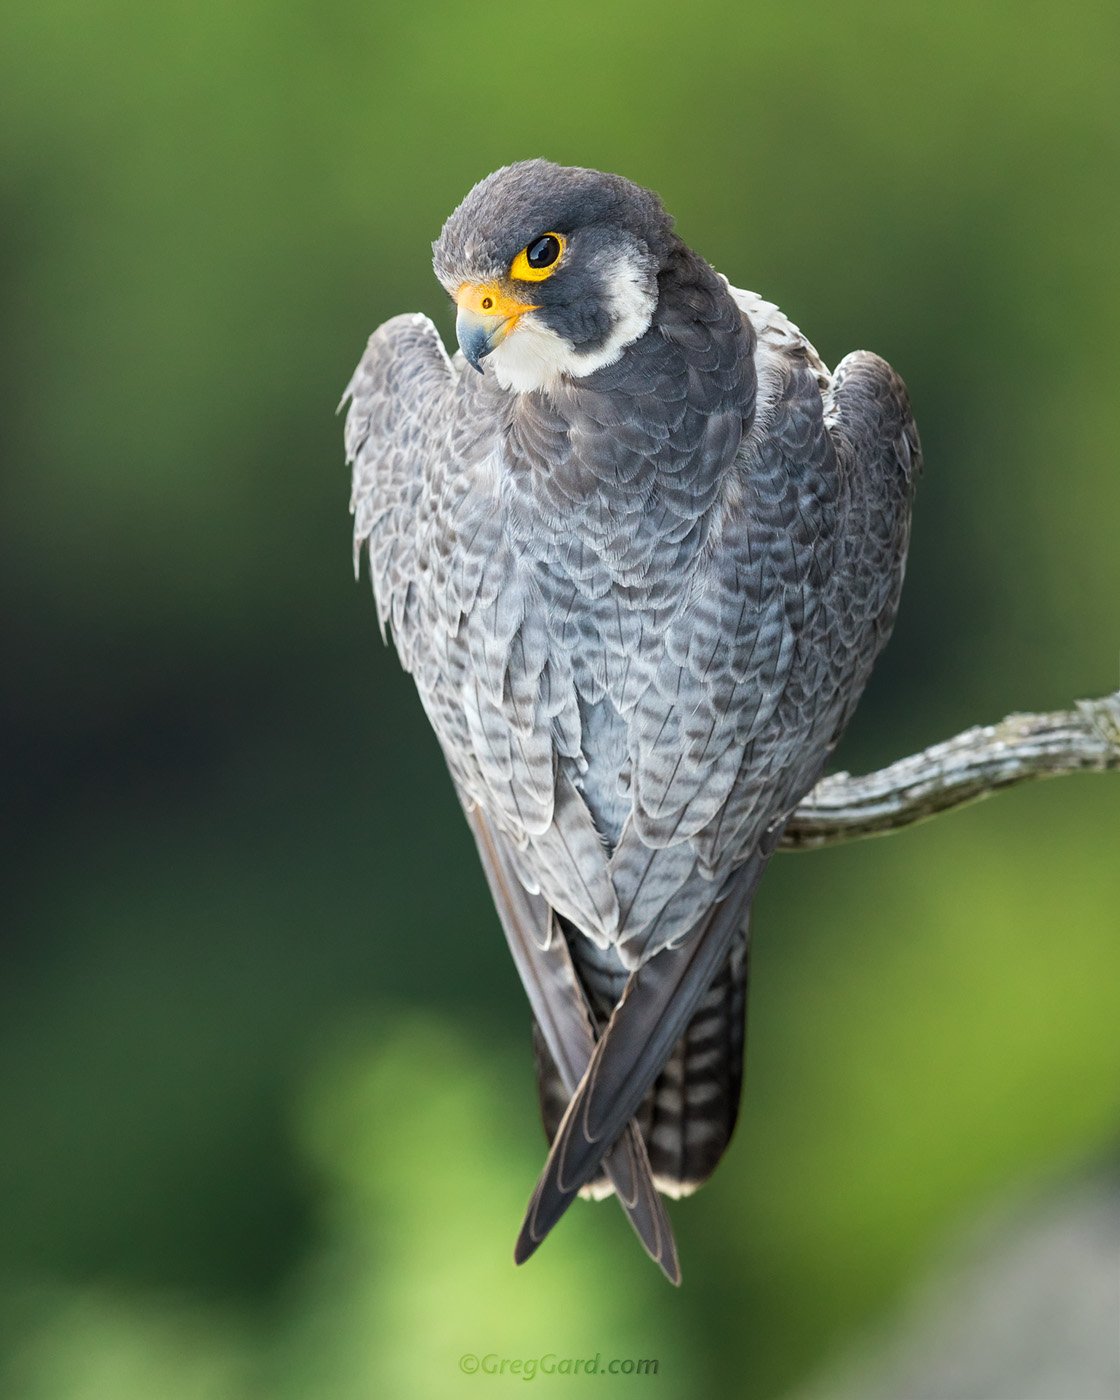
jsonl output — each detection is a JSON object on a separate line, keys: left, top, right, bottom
{"left": 527, "top": 235, "right": 560, "bottom": 269}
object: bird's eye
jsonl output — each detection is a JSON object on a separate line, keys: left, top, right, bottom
{"left": 527, "top": 234, "right": 561, "bottom": 268}
{"left": 510, "top": 232, "right": 566, "bottom": 282}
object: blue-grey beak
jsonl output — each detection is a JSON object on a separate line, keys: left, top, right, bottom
{"left": 453, "top": 283, "right": 535, "bottom": 373}
{"left": 456, "top": 306, "right": 503, "bottom": 373}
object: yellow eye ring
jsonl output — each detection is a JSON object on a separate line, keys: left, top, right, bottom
{"left": 510, "top": 232, "right": 566, "bottom": 283}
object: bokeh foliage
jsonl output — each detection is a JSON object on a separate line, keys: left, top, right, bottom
{"left": 2, "top": 2, "right": 1118, "bottom": 1396}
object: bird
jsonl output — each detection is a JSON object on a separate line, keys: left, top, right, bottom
{"left": 343, "top": 159, "right": 920, "bottom": 1283}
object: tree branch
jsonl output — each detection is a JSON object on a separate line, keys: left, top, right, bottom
{"left": 780, "top": 690, "right": 1120, "bottom": 851}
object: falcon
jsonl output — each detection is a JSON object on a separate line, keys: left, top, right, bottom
{"left": 343, "top": 160, "right": 920, "bottom": 1282}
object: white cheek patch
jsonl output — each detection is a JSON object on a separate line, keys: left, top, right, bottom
{"left": 488, "top": 317, "right": 579, "bottom": 394}
{"left": 488, "top": 254, "right": 657, "bottom": 394}
{"left": 585, "top": 255, "right": 658, "bottom": 373}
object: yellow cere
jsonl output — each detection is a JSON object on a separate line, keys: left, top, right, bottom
{"left": 455, "top": 281, "right": 539, "bottom": 319}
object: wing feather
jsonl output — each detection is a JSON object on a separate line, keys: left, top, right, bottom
{"left": 465, "top": 804, "right": 680, "bottom": 1283}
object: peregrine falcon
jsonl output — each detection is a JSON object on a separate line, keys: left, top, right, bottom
{"left": 344, "top": 160, "right": 920, "bottom": 1282}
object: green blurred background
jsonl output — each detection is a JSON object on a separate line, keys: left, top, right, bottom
{"left": 2, "top": 2, "right": 1118, "bottom": 1396}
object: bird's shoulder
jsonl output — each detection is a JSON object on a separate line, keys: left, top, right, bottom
{"left": 345, "top": 312, "right": 500, "bottom": 651}
{"left": 724, "top": 281, "right": 920, "bottom": 657}
{"left": 813, "top": 346, "right": 922, "bottom": 735}
{"left": 723, "top": 280, "right": 831, "bottom": 388}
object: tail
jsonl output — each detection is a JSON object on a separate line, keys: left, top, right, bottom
{"left": 533, "top": 917, "right": 750, "bottom": 1201}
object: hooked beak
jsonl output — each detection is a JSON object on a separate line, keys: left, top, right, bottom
{"left": 454, "top": 281, "right": 538, "bottom": 372}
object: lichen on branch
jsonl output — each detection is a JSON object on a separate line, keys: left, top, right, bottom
{"left": 781, "top": 691, "right": 1120, "bottom": 851}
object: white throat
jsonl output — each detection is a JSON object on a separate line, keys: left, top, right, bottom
{"left": 488, "top": 258, "right": 657, "bottom": 394}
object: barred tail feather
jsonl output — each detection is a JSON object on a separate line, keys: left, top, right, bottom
{"left": 533, "top": 917, "right": 750, "bottom": 1202}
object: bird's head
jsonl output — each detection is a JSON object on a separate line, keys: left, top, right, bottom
{"left": 432, "top": 160, "right": 675, "bottom": 393}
